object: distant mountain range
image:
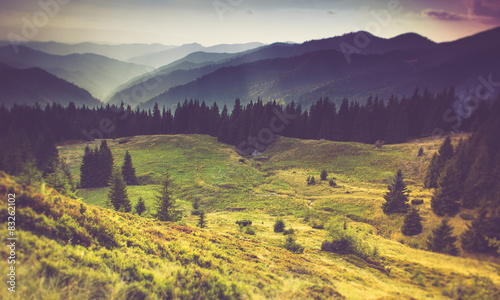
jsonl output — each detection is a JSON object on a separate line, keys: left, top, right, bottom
{"left": 1, "top": 41, "right": 175, "bottom": 62}
{"left": 0, "top": 46, "right": 152, "bottom": 100}
{"left": 127, "top": 42, "right": 265, "bottom": 68}
{"left": 0, "top": 63, "right": 100, "bottom": 108}
{"left": 1, "top": 28, "right": 499, "bottom": 109}
{"left": 136, "top": 28, "right": 500, "bottom": 109}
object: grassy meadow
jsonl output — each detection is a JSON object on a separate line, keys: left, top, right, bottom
{"left": 2, "top": 133, "right": 499, "bottom": 299}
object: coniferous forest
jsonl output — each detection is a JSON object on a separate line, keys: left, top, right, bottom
{"left": 0, "top": 87, "right": 491, "bottom": 160}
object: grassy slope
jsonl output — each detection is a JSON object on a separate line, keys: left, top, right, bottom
{"left": 10, "top": 133, "right": 493, "bottom": 299}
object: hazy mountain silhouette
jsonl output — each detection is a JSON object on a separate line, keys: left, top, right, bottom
{"left": 0, "top": 46, "right": 152, "bottom": 100}
{"left": 0, "top": 62, "right": 100, "bottom": 108}
{"left": 127, "top": 42, "right": 264, "bottom": 68}
{"left": 0, "top": 41, "right": 175, "bottom": 62}
{"left": 109, "top": 31, "right": 436, "bottom": 107}
{"left": 140, "top": 27, "right": 500, "bottom": 108}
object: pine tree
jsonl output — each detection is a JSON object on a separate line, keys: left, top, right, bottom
{"left": 135, "top": 197, "right": 146, "bottom": 216}
{"left": 274, "top": 218, "right": 285, "bottom": 233}
{"left": 431, "top": 162, "right": 460, "bottom": 216}
{"left": 320, "top": 169, "right": 328, "bottom": 181}
{"left": 460, "top": 208, "right": 499, "bottom": 253}
{"left": 191, "top": 197, "right": 200, "bottom": 215}
{"left": 98, "top": 140, "right": 114, "bottom": 187}
{"left": 108, "top": 168, "right": 130, "bottom": 212}
{"left": 382, "top": 169, "right": 410, "bottom": 214}
{"left": 424, "top": 136, "right": 454, "bottom": 189}
{"left": 424, "top": 153, "right": 440, "bottom": 189}
{"left": 401, "top": 207, "right": 423, "bottom": 236}
{"left": 121, "top": 151, "right": 138, "bottom": 185}
{"left": 462, "top": 143, "right": 492, "bottom": 209}
{"left": 198, "top": 210, "right": 206, "bottom": 228}
{"left": 17, "top": 159, "right": 42, "bottom": 186}
{"left": 417, "top": 147, "right": 424, "bottom": 157}
{"left": 427, "top": 219, "right": 459, "bottom": 256}
{"left": 156, "top": 172, "right": 180, "bottom": 222}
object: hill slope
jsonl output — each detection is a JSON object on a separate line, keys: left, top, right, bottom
{"left": 0, "top": 63, "right": 100, "bottom": 108}
{"left": 0, "top": 46, "right": 152, "bottom": 100}
{"left": 5, "top": 134, "right": 500, "bottom": 298}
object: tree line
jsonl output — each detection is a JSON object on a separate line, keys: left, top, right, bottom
{"left": 0, "top": 87, "right": 490, "bottom": 155}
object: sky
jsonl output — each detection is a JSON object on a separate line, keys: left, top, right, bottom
{"left": 1, "top": 0, "right": 500, "bottom": 46}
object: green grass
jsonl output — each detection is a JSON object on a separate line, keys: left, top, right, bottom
{"left": 21, "top": 132, "right": 498, "bottom": 299}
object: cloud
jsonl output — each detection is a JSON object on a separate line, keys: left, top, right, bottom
{"left": 471, "top": 0, "right": 500, "bottom": 20}
{"left": 422, "top": 9, "right": 467, "bottom": 21}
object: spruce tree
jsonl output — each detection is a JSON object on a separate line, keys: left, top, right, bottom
{"left": 424, "top": 136, "right": 454, "bottom": 189}
{"left": 198, "top": 210, "right": 206, "bottom": 228}
{"left": 156, "top": 172, "right": 180, "bottom": 222}
{"left": 426, "top": 219, "right": 459, "bottom": 256}
{"left": 401, "top": 207, "right": 423, "bottom": 236}
{"left": 320, "top": 169, "right": 328, "bottom": 181}
{"left": 424, "top": 153, "right": 440, "bottom": 189}
{"left": 121, "top": 151, "right": 138, "bottom": 185}
{"left": 98, "top": 140, "right": 114, "bottom": 187}
{"left": 18, "top": 159, "right": 42, "bottom": 186}
{"left": 274, "top": 218, "right": 285, "bottom": 233}
{"left": 108, "top": 168, "right": 131, "bottom": 212}
{"left": 135, "top": 197, "right": 146, "bottom": 216}
{"left": 460, "top": 209, "right": 498, "bottom": 253}
{"left": 382, "top": 169, "right": 410, "bottom": 214}
{"left": 431, "top": 163, "right": 460, "bottom": 216}
{"left": 462, "top": 144, "right": 491, "bottom": 209}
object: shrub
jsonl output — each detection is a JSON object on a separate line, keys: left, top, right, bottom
{"left": 311, "top": 219, "right": 324, "bottom": 229}
{"left": 283, "top": 228, "right": 295, "bottom": 235}
{"left": 417, "top": 147, "right": 424, "bottom": 157}
{"left": 244, "top": 226, "right": 256, "bottom": 235}
{"left": 320, "top": 170, "right": 328, "bottom": 181}
{"left": 236, "top": 219, "right": 252, "bottom": 227}
{"left": 274, "top": 218, "right": 285, "bottom": 233}
{"left": 329, "top": 179, "right": 337, "bottom": 187}
{"left": 321, "top": 222, "right": 372, "bottom": 259}
{"left": 284, "top": 235, "right": 304, "bottom": 254}
{"left": 411, "top": 199, "right": 424, "bottom": 205}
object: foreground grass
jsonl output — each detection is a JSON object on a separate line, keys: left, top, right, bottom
{"left": 2, "top": 172, "right": 500, "bottom": 299}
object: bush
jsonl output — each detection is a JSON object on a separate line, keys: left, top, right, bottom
{"left": 244, "top": 226, "right": 256, "bottom": 235}
{"left": 284, "top": 236, "right": 304, "bottom": 254}
{"left": 311, "top": 219, "right": 324, "bottom": 229}
{"left": 417, "top": 147, "right": 424, "bottom": 157}
{"left": 274, "top": 218, "right": 285, "bottom": 233}
{"left": 236, "top": 219, "right": 252, "bottom": 227}
{"left": 283, "top": 228, "right": 295, "bottom": 235}
{"left": 329, "top": 179, "right": 337, "bottom": 187}
{"left": 307, "top": 176, "right": 316, "bottom": 185}
{"left": 321, "top": 222, "right": 372, "bottom": 259}
{"left": 320, "top": 170, "right": 328, "bottom": 181}
{"left": 411, "top": 199, "right": 424, "bottom": 205}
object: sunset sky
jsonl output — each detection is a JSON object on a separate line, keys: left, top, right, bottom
{"left": 1, "top": 0, "right": 500, "bottom": 46}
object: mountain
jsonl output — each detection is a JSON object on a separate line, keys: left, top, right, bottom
{"left": 108, "top": 32, "right": 435, "bottom": 107}
{"left": 107, "top": 51, "right": 240, "bottom": 105}
{"left": 144, "top": 50, "right": 414, "bottom": 108}
{"left": 138, "top": 28, "right": 500, "bottom": 109}
{"left": 0, "top": 63, "right": 100, "bottom": 107}
{"left": 0, "top": 46, "right": 153, "bottom": 100}
{"left": 0, "top": 41, "right": 175, "bottom": 62}
{"left": 127, "top": 42, "right": 264, "bottom": 68}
